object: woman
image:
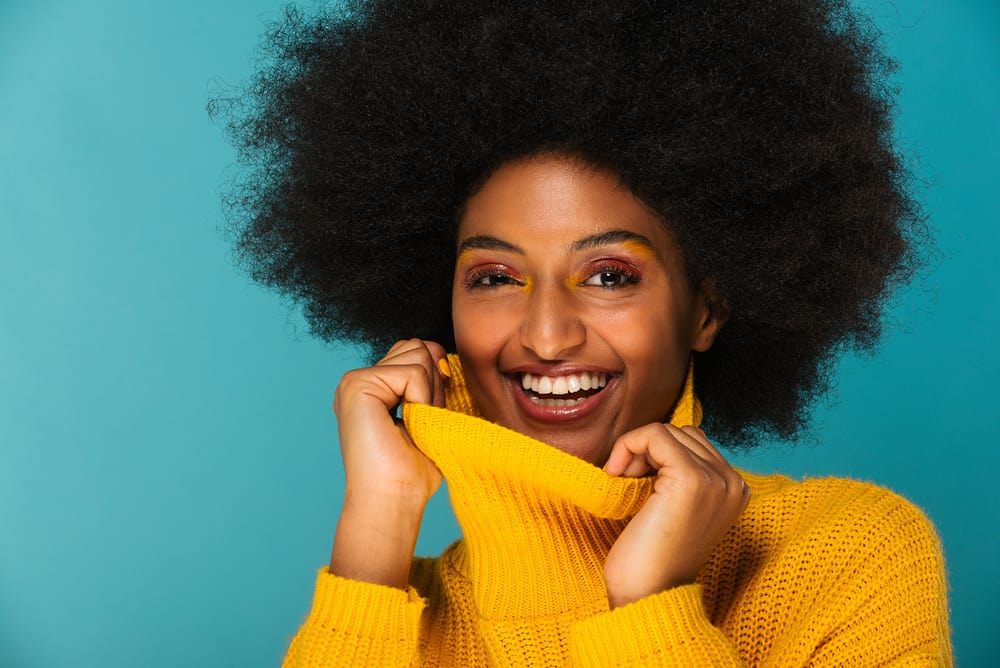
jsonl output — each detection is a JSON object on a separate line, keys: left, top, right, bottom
{"left": 217, "top": 0, "right": 951, "bottom": 665}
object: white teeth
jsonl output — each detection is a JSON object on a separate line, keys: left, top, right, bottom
{"left": 520, "top": 371, "right": 609, "bottom": 395}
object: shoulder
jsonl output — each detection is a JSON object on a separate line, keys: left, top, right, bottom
{"left": 699, "top": 474, "right": 952, "bottom": 664}
{"left": 732, "top": 471, "right": 944, "bottom": 570}
{"left": 704, "top": 472, "right": 947, "bottom": 620}
{"left": 744, "top": 471, "right": 938, "bottom": 532}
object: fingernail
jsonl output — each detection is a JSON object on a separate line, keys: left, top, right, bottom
{"left": 437, "top": 358, "right": 452, "bottom": 378}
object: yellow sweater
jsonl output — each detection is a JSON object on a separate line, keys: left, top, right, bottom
{"left": 284, "top": 358, "right": 951, "bottom": 666}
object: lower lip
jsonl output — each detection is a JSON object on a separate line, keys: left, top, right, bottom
{"left": 509, "top": 376, "right": 616, "bottom": 423}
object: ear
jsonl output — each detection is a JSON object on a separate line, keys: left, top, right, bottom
{"left": 691, "top": 279, "right": 728, "bottom": 353}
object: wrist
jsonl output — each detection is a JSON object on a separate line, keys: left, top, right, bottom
{"left": 605, "top": 574, "right": 696, "bottom": 610}
{"left": 329, "top": 491, "right": 427, "bottom": 588}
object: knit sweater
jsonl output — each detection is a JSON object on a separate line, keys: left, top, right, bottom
{"left": 283, "top": 357, "right": 951, "bottom": 666}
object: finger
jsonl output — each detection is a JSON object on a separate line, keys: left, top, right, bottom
{"left": 623, "top": 454, "right": 654, "bottom": 477}
{"left": 639, "top": 424, "right": 715, "bottom": 474}
{"left": 336, "top": 360, "right": 435, "bottom": 413}
{"left": 666, "top": 425, "right": 748, "bottom": 502}
{"left": 403, "top": 340, "right": 448, "bottom": 408}
{"left": 377, "top": 340, "right": 449, "bottom": 407}
{"left": 380, "top": 363, "right": 437, "bottom": 407}
{"left": 378, "top": 338, "right": 431, "bottom": 365}
{"left": 421, "top": 340, "right": 451, "bottom": 408}
{"left": 604, "top": 434, "right": 656, "bottom": 477}
{"left": 380, "top": 338, "right": 449, "bottom": 383}
{"left": 604, "top": 424, "right": 661, "bottom": 476}
{"left": 672, "top": 425, "right": 729, "bottom": 466}
{"left": 602, "top": 441, "right": 638, "bottom": 477}
{"left": 605, "top": 423, "right": 693, "bottom": 477}
{"left": 663, "top": 425, "right": 720, "bottom": 465}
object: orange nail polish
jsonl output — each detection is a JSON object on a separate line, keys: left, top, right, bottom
{"left": 438, "top": 358, "right": 452, "bottom": 378}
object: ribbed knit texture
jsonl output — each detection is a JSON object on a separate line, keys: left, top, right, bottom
{"left": 283, "top": 355, "right": 951, "bottom": 666}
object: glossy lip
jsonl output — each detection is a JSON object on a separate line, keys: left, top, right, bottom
{"left": 504, "top": 366, "right": 620, "bottom": 424}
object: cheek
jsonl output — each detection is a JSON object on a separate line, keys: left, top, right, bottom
{"left": 593, "top": 306, "right": 682, "bottom": 358}
{"left": 452, "top": 296, "right": 515, "bottom": 363}
{"left": 593, "top": 308, "right": 689, "bottom": 399}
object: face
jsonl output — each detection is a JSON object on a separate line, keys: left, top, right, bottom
{"left": 452, "top": 156, "right": 722, "bottom": 465}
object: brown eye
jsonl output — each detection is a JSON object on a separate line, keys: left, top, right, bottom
{"left": 584, "top": 271, "right": 625, "bottom": 287}
{"left": 581, "top": 265, "right": 640, "bottom": 288}
{"left": 474, "top": 273, "right": 518, "bottom": 287}
{"left": 464, "top": 264, "right": 523, "bottom": 288}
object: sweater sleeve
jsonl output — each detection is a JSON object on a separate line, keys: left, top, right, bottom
{"left": 806, "top": 497, "right": 953, "bottom": 667}
{"left": 568, "top": 584, "right": 744, "bottom": 667}
{"left": 568, "top": 492, "right": 952, "bottom": 667}
{"left": 281, "top": 568, "right": 426, "bottom": 668}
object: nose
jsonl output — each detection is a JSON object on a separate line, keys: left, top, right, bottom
{"left": 519, "top": 283, "right": 586, "bottom": 360}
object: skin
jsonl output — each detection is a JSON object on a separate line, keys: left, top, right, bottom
{"left": 454, "top": 156, "right": 714, "bottom": 463}
{"left": 330, "top": 155, "right": 750, "bottom": 608}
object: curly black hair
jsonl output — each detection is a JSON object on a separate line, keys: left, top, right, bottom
{"left": 212, "top": 0, "right": 927, "bottom": 449}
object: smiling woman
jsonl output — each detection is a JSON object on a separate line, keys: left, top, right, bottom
{"left": 453, "top": 156, "right": 721, "bottom": 464}
{"left": 214, "top": 0, "right": 951, "bottom": 665}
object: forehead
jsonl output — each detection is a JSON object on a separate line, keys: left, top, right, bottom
{"left": 457, "top": 156, "right": 674, "bottom": 251}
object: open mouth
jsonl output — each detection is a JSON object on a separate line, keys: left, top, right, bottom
{"left": 519, "top": 371, "right": 609, "bottom": 407}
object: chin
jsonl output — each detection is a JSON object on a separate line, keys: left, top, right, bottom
{"left": 529, "top": 428, "right": 611, "bottom": 465}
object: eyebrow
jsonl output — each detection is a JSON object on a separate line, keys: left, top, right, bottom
{"left": 570, "top": 230, "right": 655, "bottom": 253}
{"left": 457, "top": 229, "right": 656, "bottom": 258}
{"left": 456, "top": 235, "right": 523, "bottom": 256}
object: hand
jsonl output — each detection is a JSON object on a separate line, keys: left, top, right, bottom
{"left": 602, "top": 424, "right": 750, "bottom": 609}
{"left": 334, "top": 338, "right": 448, "bottom": 503}
{"left": 329, "top": 339, "right": 450, "bottom": 587}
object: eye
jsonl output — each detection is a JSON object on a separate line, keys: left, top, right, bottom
{"left": 473, "top": 273, "right": 519, "bottom": 287}
{"left": 581, "top": 264, "right": 640, "bottom": 288}
{"left": 464, "top": 265, "right": 523, "bottom": 289}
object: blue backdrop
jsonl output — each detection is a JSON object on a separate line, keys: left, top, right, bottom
{"left": 1, "top": 1, "right": 996, "bottom": 665}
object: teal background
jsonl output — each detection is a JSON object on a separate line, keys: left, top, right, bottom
{"left": 0, "top": 0, "right": 995, "bottom": 665}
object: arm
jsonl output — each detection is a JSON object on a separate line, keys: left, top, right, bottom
{"left": 576, "top": 444, "right": 952, "bottom": 667}
{"left": 329, "top": 339, "right": 447, "bottom": 588}
{"left": 282, "top": 568, "right": 427, "bottom": 668}
{"left": 569, "top": 584, "right": 744, "bottom": 666}
{"left": 282, "top": 340, "right": 450, "bottom": 667}
{"left": 807, "top": 495, "right": 952, "bottom": 666}
{"left": 567, "top": 423, "right": 748, "bottom": 666}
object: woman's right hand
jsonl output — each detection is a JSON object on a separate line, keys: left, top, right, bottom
{"left": 328, "top": 339, "right": 450, "bottom": 588}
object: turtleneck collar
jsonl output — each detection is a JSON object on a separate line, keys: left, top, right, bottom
{"left": 402, "top": 354, "right": 701, "bottom": 620}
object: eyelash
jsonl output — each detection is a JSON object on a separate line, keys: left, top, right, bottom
{"left": 464, "top": 265, "right": 522, "bottom": 288}
{"left": 463, "top": 261, "right": 641, "bottom": 289}
{"left": 581, "top": 262, "right": 641, "bottom": 289}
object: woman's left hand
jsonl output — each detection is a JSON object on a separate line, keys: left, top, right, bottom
{"left": 602, "top": 424, "right": 750, "bottom": 609}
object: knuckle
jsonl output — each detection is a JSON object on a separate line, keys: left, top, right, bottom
{"left": 650, "top": 423, "right": 675, "bottom": 442}
{"left": 678, "top": 467, "right": 714, "bottom": 492}
{"left": 385, "top": 339, "right": 409, "bottom": 354}
{"left": 425, "top": 340, "right": 447, "bottom": 356}
{"left": 337, "top": 368, "right": 363, "bottom": 391}
{"left": 408, "top": 362, "right": 430, "bottom": 381}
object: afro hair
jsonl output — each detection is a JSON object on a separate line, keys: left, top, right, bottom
{"left": 213, "top": 0, "right": 928, "bottom": 448}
